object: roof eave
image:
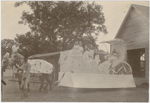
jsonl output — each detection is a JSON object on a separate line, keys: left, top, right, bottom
{"left": 115, "top": 5, "right": 134, "bottom": 38}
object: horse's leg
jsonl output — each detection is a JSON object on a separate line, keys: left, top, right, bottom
{"left": 44, "top": 74, "right": 50, "bottom": 92}
{"left": 49, "top": 73, "right": 54, "bottom": 91}
{"left": 23, "top": 89, "right": 28, "bottom": 98}
{"left": 45, "top": 73, "right": 54, "bottom": 92}
{"left": 21, "top": 72, "right": 25, "bottom": 92}
{"left": 49, "top": 80, "right": 52, "bottom": 92}
{"left": 21, "top": 81, "right": 24, "bottom": 92}
{"left": 21, "top": 77, "right": 24, "bottom": 92}
{"left": 18, "top": 81, "right": 22, "bottom": 92}
{"left": 28, "top": 82, "right": 30, "bottom": 92}
{"left": 22, "top": 75, "right": 30, "bottom": 98}
{"left": 43, "top": 74, "right": 48, "bottom": 92}
{"left": 17, "top": 73, "right": 22, "bottom": 92}
{"left": 39, "top": 75, "right": 44, "bottom": 91}
{"left": 49, "top": 69, "right": 55, "bottom": 91}
{"left": 44, "top": 82, "right": 49, "bottom": 92}
{"left": 21, "top": 86, "right": 27, "bottom": 99}
{"left": 23, "top": 87, "right": 28, "bottom": 98}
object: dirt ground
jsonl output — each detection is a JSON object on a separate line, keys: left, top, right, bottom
{"left": 1, "top": 80, "right": 149, "bottom": 102}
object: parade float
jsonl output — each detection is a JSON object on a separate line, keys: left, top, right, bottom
{"left": 57, "top": 38, "right": 136, "bottom": 88}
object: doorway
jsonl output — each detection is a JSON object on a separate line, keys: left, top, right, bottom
{"left": 127, "top": 48, "right": 145, "bottom": 77}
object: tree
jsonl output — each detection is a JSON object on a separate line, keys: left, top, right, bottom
{"left": 14, "top": 1, "right": 107, "bottom": 54}
{"left": 15, "top": 32, "right": 57, "bottom": 56}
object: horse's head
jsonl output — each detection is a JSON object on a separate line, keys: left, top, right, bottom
{"left": 2, "top": 52, "right": 20, "bottom": 72}
{"left": 11, "top": 52, "right": 24, "bottom": 66}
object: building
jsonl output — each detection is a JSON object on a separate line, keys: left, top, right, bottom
{"left": 115, "top": 4, "right": 149, "bottom": 83}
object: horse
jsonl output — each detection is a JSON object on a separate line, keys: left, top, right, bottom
{"left": 2, "top": 52, "right": 55, "bottom": 93}
{"left": 1, "top": 53, "right": 30, "bottom": 93}
{"left": 11, "top": 53, "right": 55, "bottom": 92}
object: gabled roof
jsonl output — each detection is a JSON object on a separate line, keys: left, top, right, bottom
{"left": 132, "top": 4, "right": 149, "bottom": 20}
{"left": 115, "top": 4, "right": 149, "bottom": 38}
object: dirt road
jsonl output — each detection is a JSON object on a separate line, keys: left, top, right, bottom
{"left": 1, "top": 80, "right": 148, "bottom": 102}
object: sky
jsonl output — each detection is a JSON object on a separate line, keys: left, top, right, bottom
{"left": 1, "top": 1, "right": 149, "bottom": 51}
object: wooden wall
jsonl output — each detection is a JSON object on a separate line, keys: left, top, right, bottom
{"left": 117, "top": 7, "right": 149, "bottom": 50}
{"left": 145, "top": 47, "right": 149, "bottom": 82}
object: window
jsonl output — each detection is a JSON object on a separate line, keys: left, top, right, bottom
{"left": 140, "top": 53, "right": 145, "bottom": 70}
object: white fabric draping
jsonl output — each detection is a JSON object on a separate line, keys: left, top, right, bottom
{"left": 28, "top": 59, "right": 53, "bottom": 74}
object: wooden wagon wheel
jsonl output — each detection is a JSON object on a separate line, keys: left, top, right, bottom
{"left": 113, "top": 61, "right": 132, "bottom": 75}
{"left": 108, "top": 61, "right": 132, "bottom": 75}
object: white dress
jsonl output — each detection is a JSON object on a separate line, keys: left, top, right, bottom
{"left": 72, "top": 45, "right": 82, "bottom": 56}
{"left": 78, "top": 46, "right": 83, "bottom": 54}
{"left": 83, "top": 51, "right": 92, "bottom": 64}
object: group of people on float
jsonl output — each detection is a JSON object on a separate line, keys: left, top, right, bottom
{"left": 71, "top": 40, "right": 105, "bottom": 65}
{"left": 65, "top": 40, "right": 126, "bottom": 74}
{"left": 59, "top": 40, "right": 107, "bottom": 74}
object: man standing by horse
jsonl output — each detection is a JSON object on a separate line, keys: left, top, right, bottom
{"left": 13, "top": 46, "right": 31, "bottom": 98}
{"left": 18, "top": 54, "right": 31, "bottom": 98}
{"left": 11, "top": 43, "right": 30, "bottom": 98}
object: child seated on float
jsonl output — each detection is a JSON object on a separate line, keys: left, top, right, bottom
{"left": 73, "top": 41, "right": 79, "bottom": 50}
{"left": 78, "top": 41, "right": 84, "bottom": 54}
{"left": 83, "top": 45, "right": 91, "bottom": 64}
{"left": 72, "top": 41, "right": 83, "bottom": 56}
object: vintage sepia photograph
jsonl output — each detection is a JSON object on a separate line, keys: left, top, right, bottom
{"left": 1, "top": 1, "right": 149, "bottom": 102}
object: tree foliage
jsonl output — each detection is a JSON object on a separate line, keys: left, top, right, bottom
{"left": 15, "top": 32, "right": 57, "bottom": 55}
{"left": 14, "top": 1, "right": 107, "bottom": 55}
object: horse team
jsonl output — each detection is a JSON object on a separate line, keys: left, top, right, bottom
{"left": 2, "top": 42, "right": 55, "bottom": 98}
